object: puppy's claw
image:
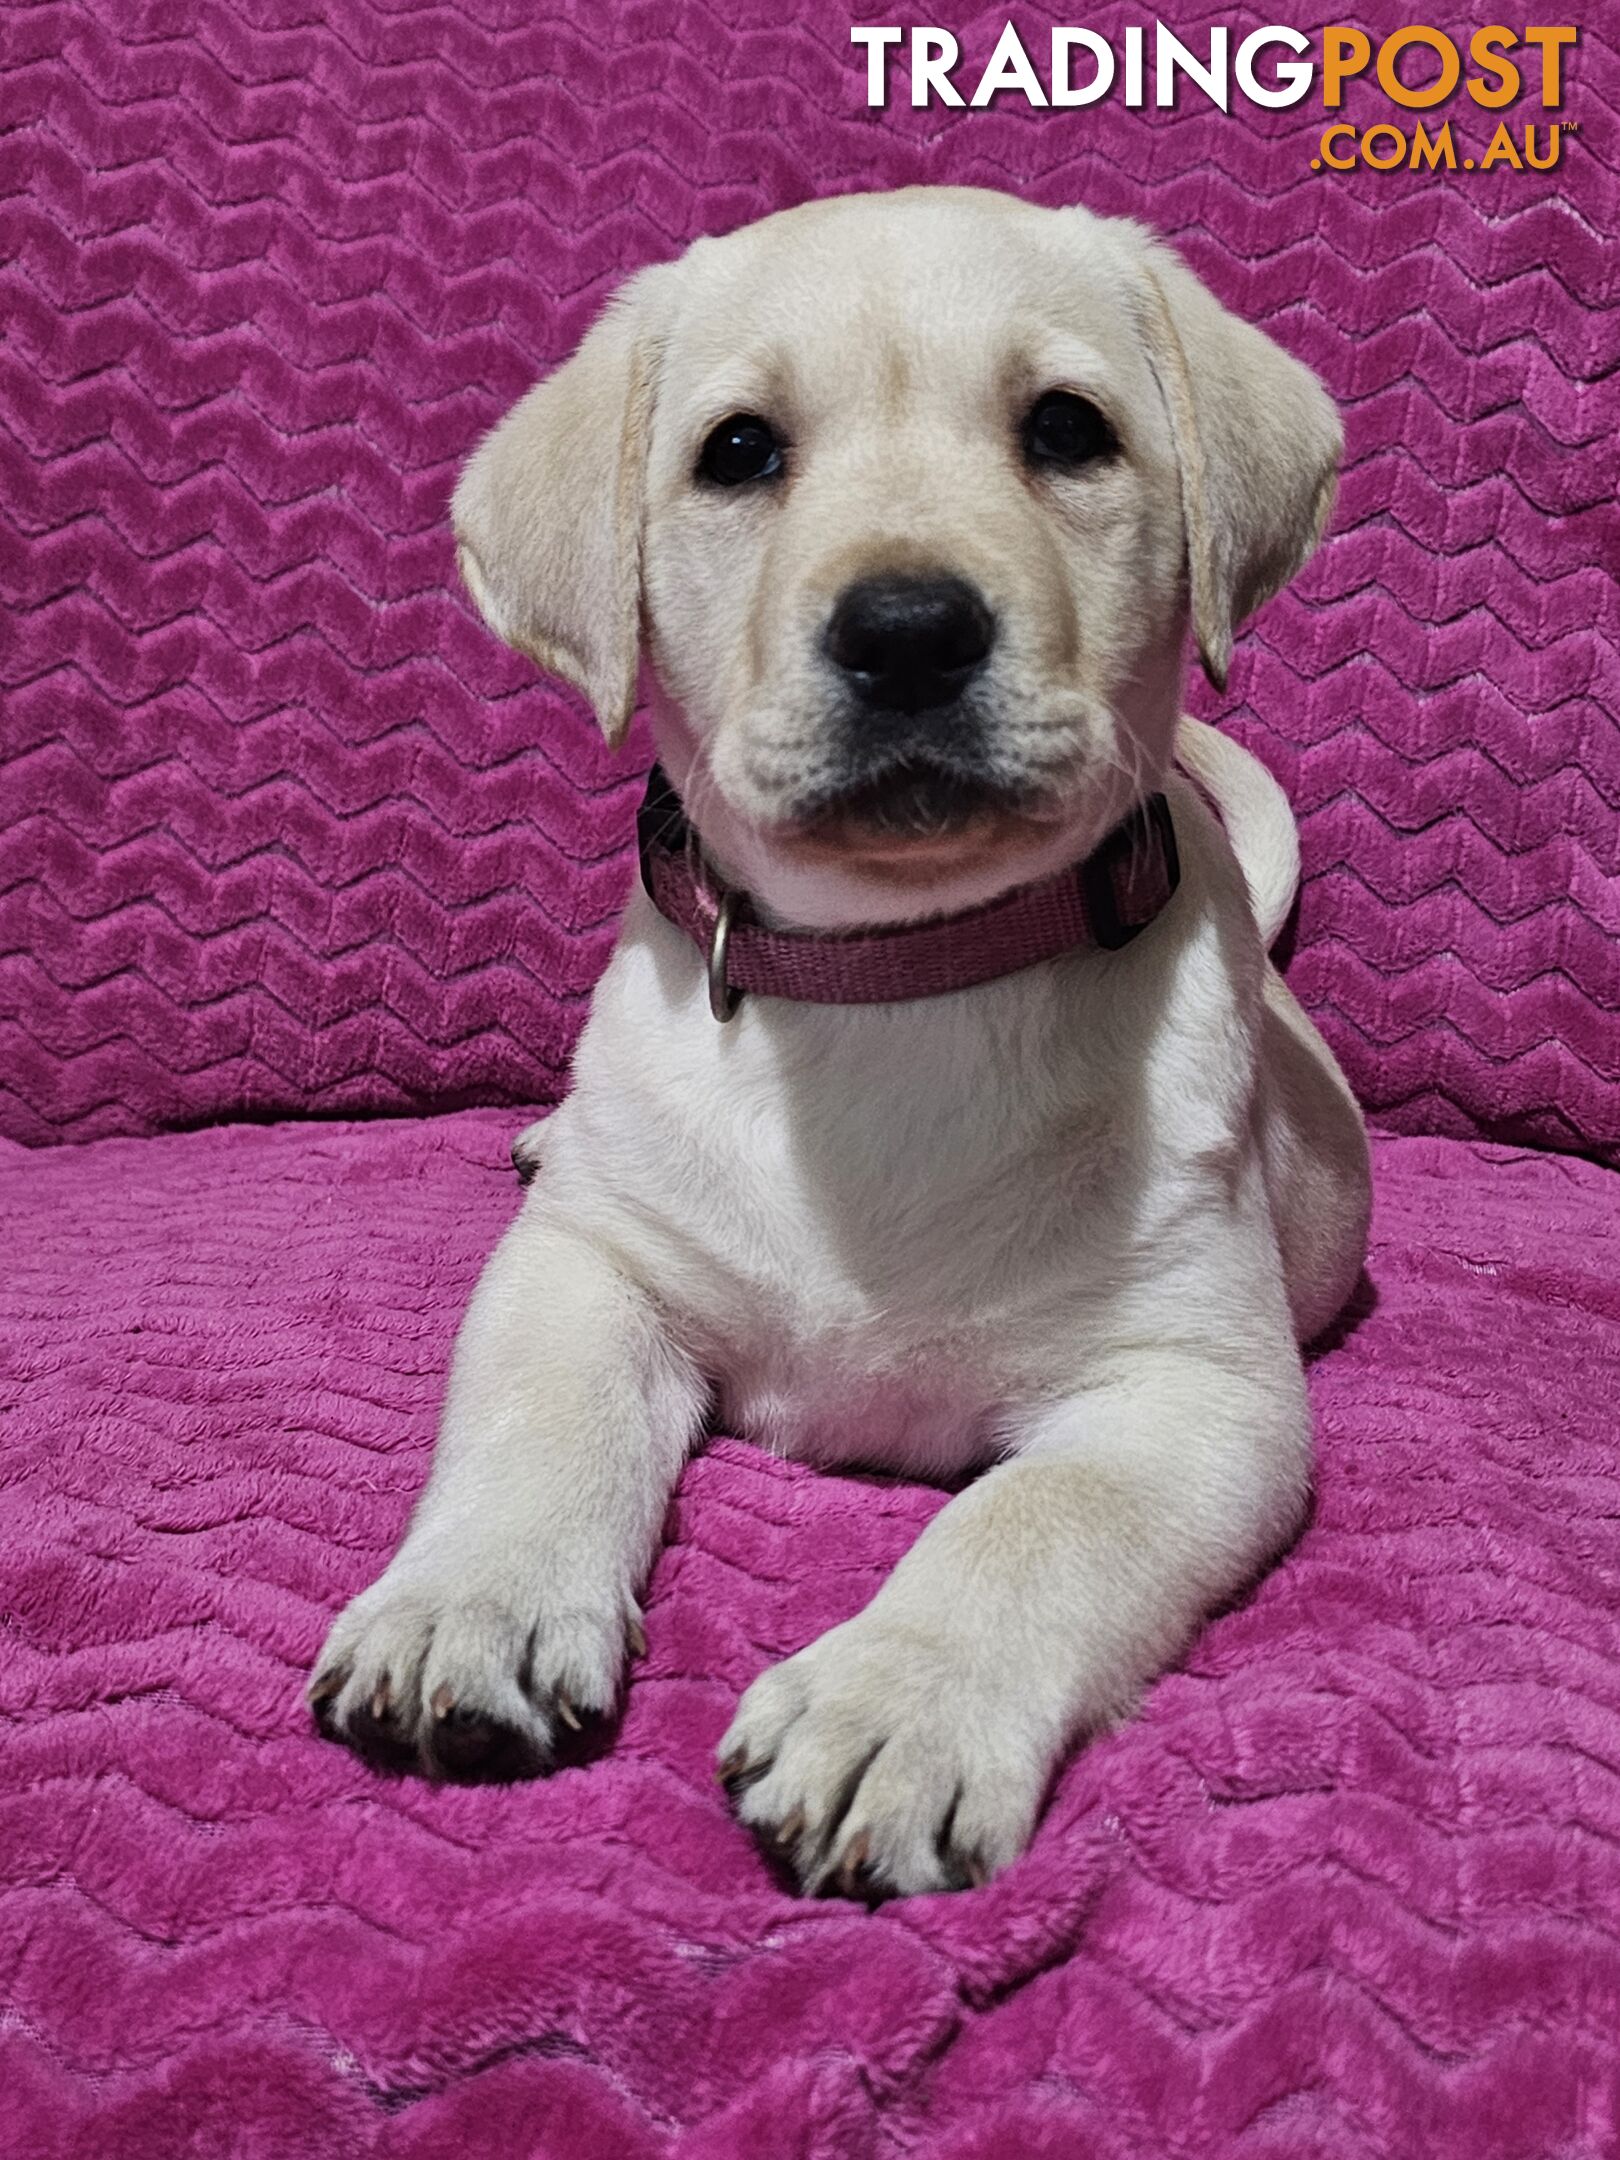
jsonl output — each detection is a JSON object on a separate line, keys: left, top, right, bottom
{"left": 836, "top": 1831, "right": 872, "bottom": 1900}
{"left": 430, "top": 1683, "right": 457, "bottom": 1722}
{"left": 772, "top": 1807, "right": 806, "bottom": 1854}
{"left": 370, "top": 1680, "right": 393, "bottom": 1722}
{"left": 719, "top": 1747, "right": 772, "bottom": 1801}
{"left": 627, "top": 1615, "right": 648, "bottom": 1660}
{"left": 307, "top": 1673, "right": 348, "bottom": 1738}
{"left": 555, "top": 1691, "right": 582, "bottom": 1732}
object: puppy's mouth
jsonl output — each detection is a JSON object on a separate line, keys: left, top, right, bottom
{"left": 786, "top": 760, "right": 1059, "bottom": 878}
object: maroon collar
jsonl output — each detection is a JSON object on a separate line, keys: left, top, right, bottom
{"left": 636, "top": 765, "right": 1180, "bottom": 1020}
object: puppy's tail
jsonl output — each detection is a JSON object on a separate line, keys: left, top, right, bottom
{"left": 1174, "top": 716, "right": 1300, "bottom": 948}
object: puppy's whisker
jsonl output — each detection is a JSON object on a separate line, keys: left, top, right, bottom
{"left": 670, "top": 744, "right": 728, "bottom": 865}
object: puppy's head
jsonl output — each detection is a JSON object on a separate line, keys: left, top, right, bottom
{"left": 454, "top": 189, "right": 1339, "bottom": 929}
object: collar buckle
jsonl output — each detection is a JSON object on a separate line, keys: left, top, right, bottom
{"left": 1079, "top": 792, "right": 1182, "bottom": 951}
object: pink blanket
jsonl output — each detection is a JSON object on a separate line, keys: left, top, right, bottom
{"left": 3, "top": 1, "right": 1618, "bottom": 2152}
{"left": 2, "top": 2, "right": 1615, "bottom": 1160}
{"left": 4, "top": 1114, "right": 1619, "bottom": 2152}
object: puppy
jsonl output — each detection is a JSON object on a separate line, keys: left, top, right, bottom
{"left": 310, "top": 187, "right": 1371, "bottom": 1899}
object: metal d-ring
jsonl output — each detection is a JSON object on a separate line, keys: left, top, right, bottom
{"left": 707, "top": 888, "right": 743, "bottom": 1022}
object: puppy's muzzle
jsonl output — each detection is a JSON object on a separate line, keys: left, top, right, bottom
{"left": 824, "top": 573, "right": 996, "bottom": 715}
{"left": 807, "top": 572, "right": 1017, "bottom": 837}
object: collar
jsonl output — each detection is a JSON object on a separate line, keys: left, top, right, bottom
{"left": 636, "top": 763, "right": 1180, "bottom": 1020}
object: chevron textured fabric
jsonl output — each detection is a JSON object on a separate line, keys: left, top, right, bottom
{"left": 3, "top": 4, "right": 1619, "bottom": 2156}
{"left": 2, "top": 2, "right": 1616, "bottom": 1157}
{"left": 4, "top": 1115, "right": 1620, "bottom": 2154}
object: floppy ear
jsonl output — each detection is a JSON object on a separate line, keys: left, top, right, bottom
{"left": 1135, "top": 240, "right": 1341, "bottom": 693}
{"left": 451, "top": 275, "right": 662, "bottom": 746}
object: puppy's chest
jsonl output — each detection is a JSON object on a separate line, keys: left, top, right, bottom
{"left": 558, "top": 928, "right": 1232, "bottom": 1464}
{"left": 714, "top": 1342, "right": 999, "bottom": 1479}
{"left": 669, "top": 1142, "right": 1087, "bottom": 1474}
{"left": 616, "top": 1130, "right": 1074, "bottom": 1472}
{"left": 563, "top": 1052, "right": 1137, "bottom": 1476}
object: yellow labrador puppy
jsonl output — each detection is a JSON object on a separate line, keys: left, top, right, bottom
{"left": 310, "top": 187, "right": 1370, "bottom": 1900}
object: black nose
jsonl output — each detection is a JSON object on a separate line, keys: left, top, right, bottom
{"left": 824, "top": 574, "right": 996, "bottom": 714}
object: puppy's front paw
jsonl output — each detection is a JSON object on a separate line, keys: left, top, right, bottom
{"left": 308, "top": 1564, "right": 644, "bottom": 1781}
{"left": 718, "top": 1617, "right": 1050, "bottom": 1900}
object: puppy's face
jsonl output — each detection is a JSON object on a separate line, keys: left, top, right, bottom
{"left": 639, "top": 193, "right": 1188, "bottom": 923}
{"left": 455, "top": 189, "right": 1339, "bottom": 929}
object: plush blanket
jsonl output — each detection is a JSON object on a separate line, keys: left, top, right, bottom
{"left": 2, "top": 1, "right": 1615, "bottom": 1160}
{"left": 3, "top": 1113, "right": 1618, "bottom": 2156}
{"left": 3, "top": 2, "right": 1619, "bottom": 2155}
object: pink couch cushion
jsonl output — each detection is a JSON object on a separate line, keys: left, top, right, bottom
{"left": 2, "top": 3, "right": 1616, "bottom": 1157}
{"left": 3, "top": 1109, "right": 1617, "bottom": 2154}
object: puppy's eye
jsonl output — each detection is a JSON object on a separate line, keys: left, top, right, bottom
{"left": 1022, "top": 390, "right": 1117, "bottom": 471}
{"left": 698, "top": 413, "right": 784, "bottom": 487}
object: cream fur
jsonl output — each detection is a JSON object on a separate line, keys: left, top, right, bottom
{"left": 313, "top": 187, "right": 1371, "bottom": 1900}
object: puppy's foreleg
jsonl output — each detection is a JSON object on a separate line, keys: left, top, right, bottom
{"left": 311, "top": 1201, "right": 703, "bottom": 1777}
{"left": 722, "top": 1339, "right": 1309, "bottom": 1897}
